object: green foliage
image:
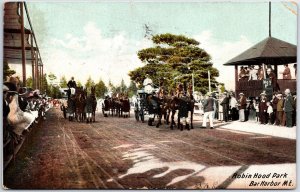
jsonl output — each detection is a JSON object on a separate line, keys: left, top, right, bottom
{"left": 95, "top": 79, "right": 107, "bottom": 98}
{"left": 3, "top": 61, "right": 16, "bottom": 81}
{"left": 60, "top": 76, "right": 68, "bottom": 88}
{"left": 128, "top": 81, "right": 138, "bottom": 97}
{"left": 26, "top": 77, "right": 33, "bottom": 88}
{"left": 50, "top": 86, "right": 62, "bottom": 99}
{"left": 129, "top": 33, "right": 220, "bottom": 94}
{"left": 108, "top": 79, "right": 115, "bottom": 92}
{"left": 85, "top": 76, "right": 95, "bottom": 94}
{"left": 120, "top": 79, "right": 127, "bottom": 92}
{"left": 42, "top": 73, "right": 50, "bottom": 95}
{"left": 77, "top": 81, "right": 82, "bottom": 87}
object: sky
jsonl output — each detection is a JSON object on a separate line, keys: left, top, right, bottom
{"left": 10, "top": 1, "right": 297, "bottom": 90}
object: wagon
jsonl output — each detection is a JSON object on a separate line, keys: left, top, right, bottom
{"left": 134, "top": 88, "right": 159, "bottom": 125}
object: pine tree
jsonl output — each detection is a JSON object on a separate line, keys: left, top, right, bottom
{"left": 95, "top": 79, "right": 107, "bottom": 98}
{"left": 60, "top": 76, "right": 68, "bottom": 88}
{"left": 129, "top": 33, "right": 220, "bottom": 94}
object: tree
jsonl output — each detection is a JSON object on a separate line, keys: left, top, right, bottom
{"left": 128, "top": 80, "right": 138, "bottom": 97}
{"left": 95, "top": 79, "right": 107, "bottom": 98}
{"left": 60, "top": 76, "right": 68, "bottom": 88}
{"left": 77, "top": 81, "right": 82, "bottom": 87}
{"left": 85, "top": 76, "right": 95, "bottom": 94}
{"left": 42, "top": 73, "right": 50, "bottom": 95}
{"left": 120, "top": 79, "right": 127, "bottom": 92}
{"left": 129, "top": 33, "right": 220, "bottom": 94}
{"left": 50, "top": 86, "right": 62, "bottom": 98}
{"left": 108, "top": 79, "right": 115, "bottom": 92}
{"left": 3, "top": 61, "right": 16, "bottom": 81}
{"left": 26, "top": 77, "right": 33, "bottom": 88}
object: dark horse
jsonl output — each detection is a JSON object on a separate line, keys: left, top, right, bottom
{"left": 85, "top": 86, "right": 97, "bottom": 123}
{"left": 120, "top": 96, "right": 130, "bottom": 118}
{"left": 75, "top": 87, "right": 86, "bottom": 122}
{"left": 157, "top": 84, "right": 194, "bottom": 131}
{"left": 176, "top": 84, "right": 195, "bottom": 131}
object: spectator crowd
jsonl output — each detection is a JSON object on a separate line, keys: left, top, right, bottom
{"left": 210, "top": 89, "right": 297, "bottom": 128}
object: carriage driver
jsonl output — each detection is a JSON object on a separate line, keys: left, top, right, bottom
{"left": 67, "top": 77, "right": 77, "bottom": 89}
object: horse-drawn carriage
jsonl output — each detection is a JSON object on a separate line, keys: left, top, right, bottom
{"left": 134, "top": 77, "right": 159, "bottom": 125}
{"left": 61, "top": 86, "right": 97, "bottom": 123}
{"left": 102, "top": 93, "right": 131, "bottom": 118}
{"left": 134, "top": 77, "right": 195, "bottom": 130}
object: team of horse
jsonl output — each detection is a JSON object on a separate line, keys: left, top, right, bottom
{"left": 62, "top": 83, "right": 194, "bottom": 131}
{"left": 144, "top": 84, "right": 195, "bottom": 131}
{"left": 102, "top": 93, "right": 131, "bottom": 118}
{"left": 62, "top": 86, "right": 97, "bottom": 123}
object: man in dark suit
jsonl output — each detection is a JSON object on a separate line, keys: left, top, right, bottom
{"left": 220, "top": 92, "right": 229, "bottom": 122}
{"left": 284, "top": 89, "right": 295, "bottom": 127}
{"left": 67, "top": 77, "right": 77, "bottom": 89}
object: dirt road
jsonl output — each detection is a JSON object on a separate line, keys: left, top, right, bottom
{"left": 4, "top": 108, "right": 296, "bottom": 189}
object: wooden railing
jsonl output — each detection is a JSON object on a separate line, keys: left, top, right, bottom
{"left": 236, "top": 79, "right": 297, "bottom": 97}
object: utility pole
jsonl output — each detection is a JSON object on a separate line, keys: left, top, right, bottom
{"left": 192, "top": 70, "right": 194, "bottom": 94}
{"left": 269, "top": 2, "right": 271, "bottom": 37}
{"left": 208, "top": 70, "right": 211, "bottom": 93}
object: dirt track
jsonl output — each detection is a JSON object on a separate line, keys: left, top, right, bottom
{"left": 4, "top": 108, "right": 296, "bottom": 189}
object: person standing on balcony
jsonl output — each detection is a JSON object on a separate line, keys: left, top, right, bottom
{"left": 283, "top": 89, "right": 294, "bottom": 127}
{"left": 248, "top": 66, "right": 258, "bottom": 80}
{"left": 244, "top": 67, "right": 250, "bottom": 79}
{"left": 280, "top": 64, "right": 292, "bottom": 79}
{"left": 238, "top": 93, "right": 246, "bottom": 122}
{"left": 257, "top": 65, "right": 265, "bottom": 80}
{"left": 267, "top": 68, "right": 279, "bottom": 92}
{"left": 239, "top": 66, "right": 247, "bottom": 80}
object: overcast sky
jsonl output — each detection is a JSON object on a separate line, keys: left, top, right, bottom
{"left": 11, "top": 1, "right": 297, "bottom": 90}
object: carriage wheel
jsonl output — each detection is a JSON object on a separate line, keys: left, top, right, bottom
{"left": 148, "top": 118, "right": 153, "bottom": 126}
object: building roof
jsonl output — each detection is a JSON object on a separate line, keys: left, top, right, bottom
{"left": 4, "top": 2, "right": 37, "bottom": 65}
{"left": 223, "top": 36, "right": 297, "bottom": 66}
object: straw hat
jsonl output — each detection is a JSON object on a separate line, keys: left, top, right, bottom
{"left": 3, "top": 85, "right": 9, "bottom": 92}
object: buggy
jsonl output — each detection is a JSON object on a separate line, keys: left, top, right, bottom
{"left": 134, "top": 87, "right": 159, "bottom": 125}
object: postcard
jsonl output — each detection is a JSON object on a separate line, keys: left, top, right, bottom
{"left": 3, "top": 1, "right": 297, "bottom": 189}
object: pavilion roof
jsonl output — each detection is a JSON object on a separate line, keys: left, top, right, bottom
{"left": 223, "top": 36, "right": 297, "bottom": 66}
